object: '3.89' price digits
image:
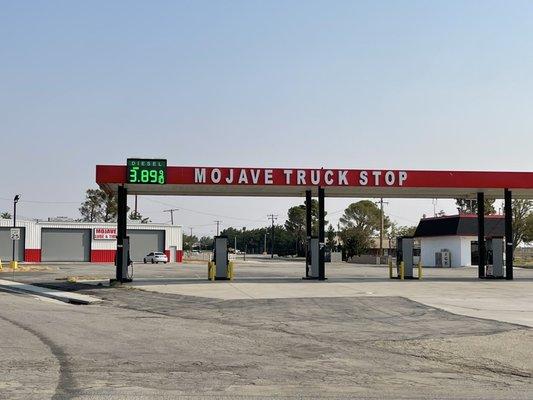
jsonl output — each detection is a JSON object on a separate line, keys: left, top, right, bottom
{"left": 129, "top": 167, "right": 165, "bottom": 184}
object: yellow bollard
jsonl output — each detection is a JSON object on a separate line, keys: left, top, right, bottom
{"left": 10, "top": 261, "right": 18, "bottom": 270}
{"left": 227, "top": 261, "right": 234, "bottom": 280}
{"left": 0, "top": 259, "right": 3, "bottom": 271}
{"left": 400, "top": 261, "right": 404, "bottom": 280}
{"left": 388, "top": 260, "right": 393, "bottom": 279}
{"left": 418, "top": 261, "right": 423, "bottom": 280}
{"left": 208, "top": 261, "right": 215, "bottom": 281}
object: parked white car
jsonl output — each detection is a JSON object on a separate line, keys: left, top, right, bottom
{"left": 143, "top": 252, "right": 168, "bottom": 264}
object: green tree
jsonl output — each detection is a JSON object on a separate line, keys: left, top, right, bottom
{"left": 271, "top": 225, "right": 296, "bottom": 256}
{"left": 198, "top": 236, "right": 213, "bottom": 250}
{"left": 102, "top": 192, "right": 118, "bottom": 222}
{"left": 220, "top": 227, "right": 243, "bottom": 251}
{"left": 284, "top": 200, "right": 326, "bottom": 256}
{"left": 79, "top": 189, "right": 120, "bottom": 222}
{"left": 183, "top": 234, "right": 199, "bottom": 251}
{"left": 129, "top": 211, "right": 150, "bottom": 223}
{"left": 79, "top": 189, "right": 105, "bottom": 222}
{"left": 0, "top": 212, "right": 11, "bottom": 219}
{"left": 338, "top": 201, "right": 390, "bottom": 258}
{"left": 285, "top": 205, "right": 306, "bottom": 254}
{"left": 397, "top": 225, "right": 417, "bottom": 237}
{"left": 512, "top": 200, "right": 533, "bottom": 249}
{"left": 326, "top": 224, "right": 337, "bottom": 251}
{"left": 339, "top": 200, "right": 389, "bottom": 233}
{"left": 455, "top": 198, "right": 496, "bottom": 215}
{"left": 339, "top": 227, "right": 370, "bottom": 258}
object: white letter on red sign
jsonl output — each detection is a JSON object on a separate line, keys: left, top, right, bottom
{"left": 311, "top": 170, "right": 320, "bottom": 185}
{"left": 399, "top": 171, "right": 407, "bottom": 186}
{"left": 325, "top": 170, "right": 334, "bottom": 185}
{"left": 297, "top": 170, "right": 306, "bottom": 185}
{"left": 385, "top": 171, "right": 395, "bottom": 186}
{"left": 359, "top": 171, "right": 368, "bottom": 186}
{"left": 251, "top": 169, "right": 260, "bottom": 184}
{"left": 238, "top": 169, "right": 248, "bottom": 184}
{"left": 283, "top": 170, "right": 293, "bottom": 184}
{"left": 264, "top": 169, "right": 273, "bottom": 184}
{"left": 372, "top": 171, "right": 382, "bottom": 186}
{"left": 338, "top": 170, "right": 348, "bottom": 185}
{"left": 211, "top": 168, "right": 221, "bottom": 183}
{"left": 225, "top": 169, "right": 234, "bottom": 184}
{"left": 195, "top": 168, "right": 206, "bottom": 183}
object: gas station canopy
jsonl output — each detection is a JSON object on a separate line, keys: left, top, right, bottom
{"left": 96, "top": 164, "right": 533, "bottom": 198}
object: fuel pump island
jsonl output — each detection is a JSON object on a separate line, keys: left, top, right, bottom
{"left": 96, "top": 160, "right": 533, "bottom": 283}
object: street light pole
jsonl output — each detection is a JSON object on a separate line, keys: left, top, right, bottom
{"left": 12, "top": 195, "right": 20, "bottom": 263}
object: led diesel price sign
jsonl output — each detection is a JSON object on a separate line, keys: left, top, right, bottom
{"left": 127, "top": 159, "right": 167, "bottom": 184}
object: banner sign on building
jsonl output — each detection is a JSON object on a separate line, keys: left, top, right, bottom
{"left": 93, "top": 227, "right": 117, "bottom": 240}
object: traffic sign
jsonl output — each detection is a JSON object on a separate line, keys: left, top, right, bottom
{"left": 10, "top": 228, "right": 20, "bottom": 241}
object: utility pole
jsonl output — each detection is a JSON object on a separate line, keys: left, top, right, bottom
{"left": 163, "top": 208, "right": 179, "bottom": 225}
{"left": 267, "top": 214, "right": 278, "bottom": 258}
{"left": 263, "top": 233, "right": 267, "bottom": 255}
{"left": 376, "top": 198, "right": 388, "bottom": 257}
{"left": 214, "top": 220, "right": 222, "bottom": 236}
{"left": 134, "top": 195, "right": 138, "bottom": 214}
{"left": 189, "top": 227, "right": 193, "bottom": 251}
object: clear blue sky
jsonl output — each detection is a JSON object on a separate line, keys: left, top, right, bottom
{"left": 1, "top": 1, "right": 532, "bottom": 236}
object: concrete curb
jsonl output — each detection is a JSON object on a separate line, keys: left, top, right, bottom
{"left": 0, "top": 279, "right": 102, "bottom": 305}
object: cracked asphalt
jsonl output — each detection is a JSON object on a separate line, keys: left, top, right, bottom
{"left": 1, "top": 260, "right": 533, "bottom": 399}
{"left": 1, "top": 278, "right": 532, "bottom": 400}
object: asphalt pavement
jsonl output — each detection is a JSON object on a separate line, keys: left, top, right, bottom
{"left": 0, "top": 260, "right": 532, "bottom": 399}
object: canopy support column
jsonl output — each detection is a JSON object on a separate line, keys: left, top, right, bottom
{"left": 318, "top": 187, "right": 326, "bottom": 280}
{"left": 504, "top": 189, "right": 514, "bottom": 280}
{"left": 477, "top": 192, "right": 485, "bottom": 279}
{"left": 305, "top": 190, "right": 312, "bottom": 278}
{"left": 116, "top": 185, "right": 128, "bottom": 282}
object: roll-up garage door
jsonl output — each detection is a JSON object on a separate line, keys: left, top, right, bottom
{"left": 41, "top": 228, "right": 91, "bottom": 262}
{"left": 0, "top": 227, "right": 25, "bottom": 262}
{"left": 127, "top": 229, "right": 165, "bottom": 261}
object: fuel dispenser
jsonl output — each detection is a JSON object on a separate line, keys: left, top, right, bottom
{"left": 305, "top": 237, "right": 320, "bottom": 279}
{"left": 486, "top": 237, "right": 504, "bottom": 278}
{"left": 394, "top": 236, "right": 421, "bottom": 279}
{"left": 208, "top": 236, "right": 232, "bottom": 280}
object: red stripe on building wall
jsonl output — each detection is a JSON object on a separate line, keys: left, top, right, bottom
{"left": 164, "top": 249, "right": 183, "bottom": 263}
{"left": 91, "top": 250, "right": 116, "bottom": 263}
{"left": 25, "top": 249, "right": 41, "bottom": 262}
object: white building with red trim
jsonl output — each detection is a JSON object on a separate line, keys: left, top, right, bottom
{"left": 0, "top": 219, "right": 182, "bottom": 263}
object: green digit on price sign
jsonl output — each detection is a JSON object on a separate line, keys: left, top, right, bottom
{"left": 158, "top": 170, "right": 164, "bottom": 184}
{"left": 149, "top": 169, "right": 158, "bottom": 182}
{"left": 141, "top": 169, "right": 149, "bottom": 182}
{"left": 130, "top": 166, "right": 139, "bottom": 183}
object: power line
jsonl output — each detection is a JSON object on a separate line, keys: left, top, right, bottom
{"left": 0, "top": 197, "right": 80, "bottom": 205}
{"left": 144, "top": 197, "right": 266, "bottom": 223}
